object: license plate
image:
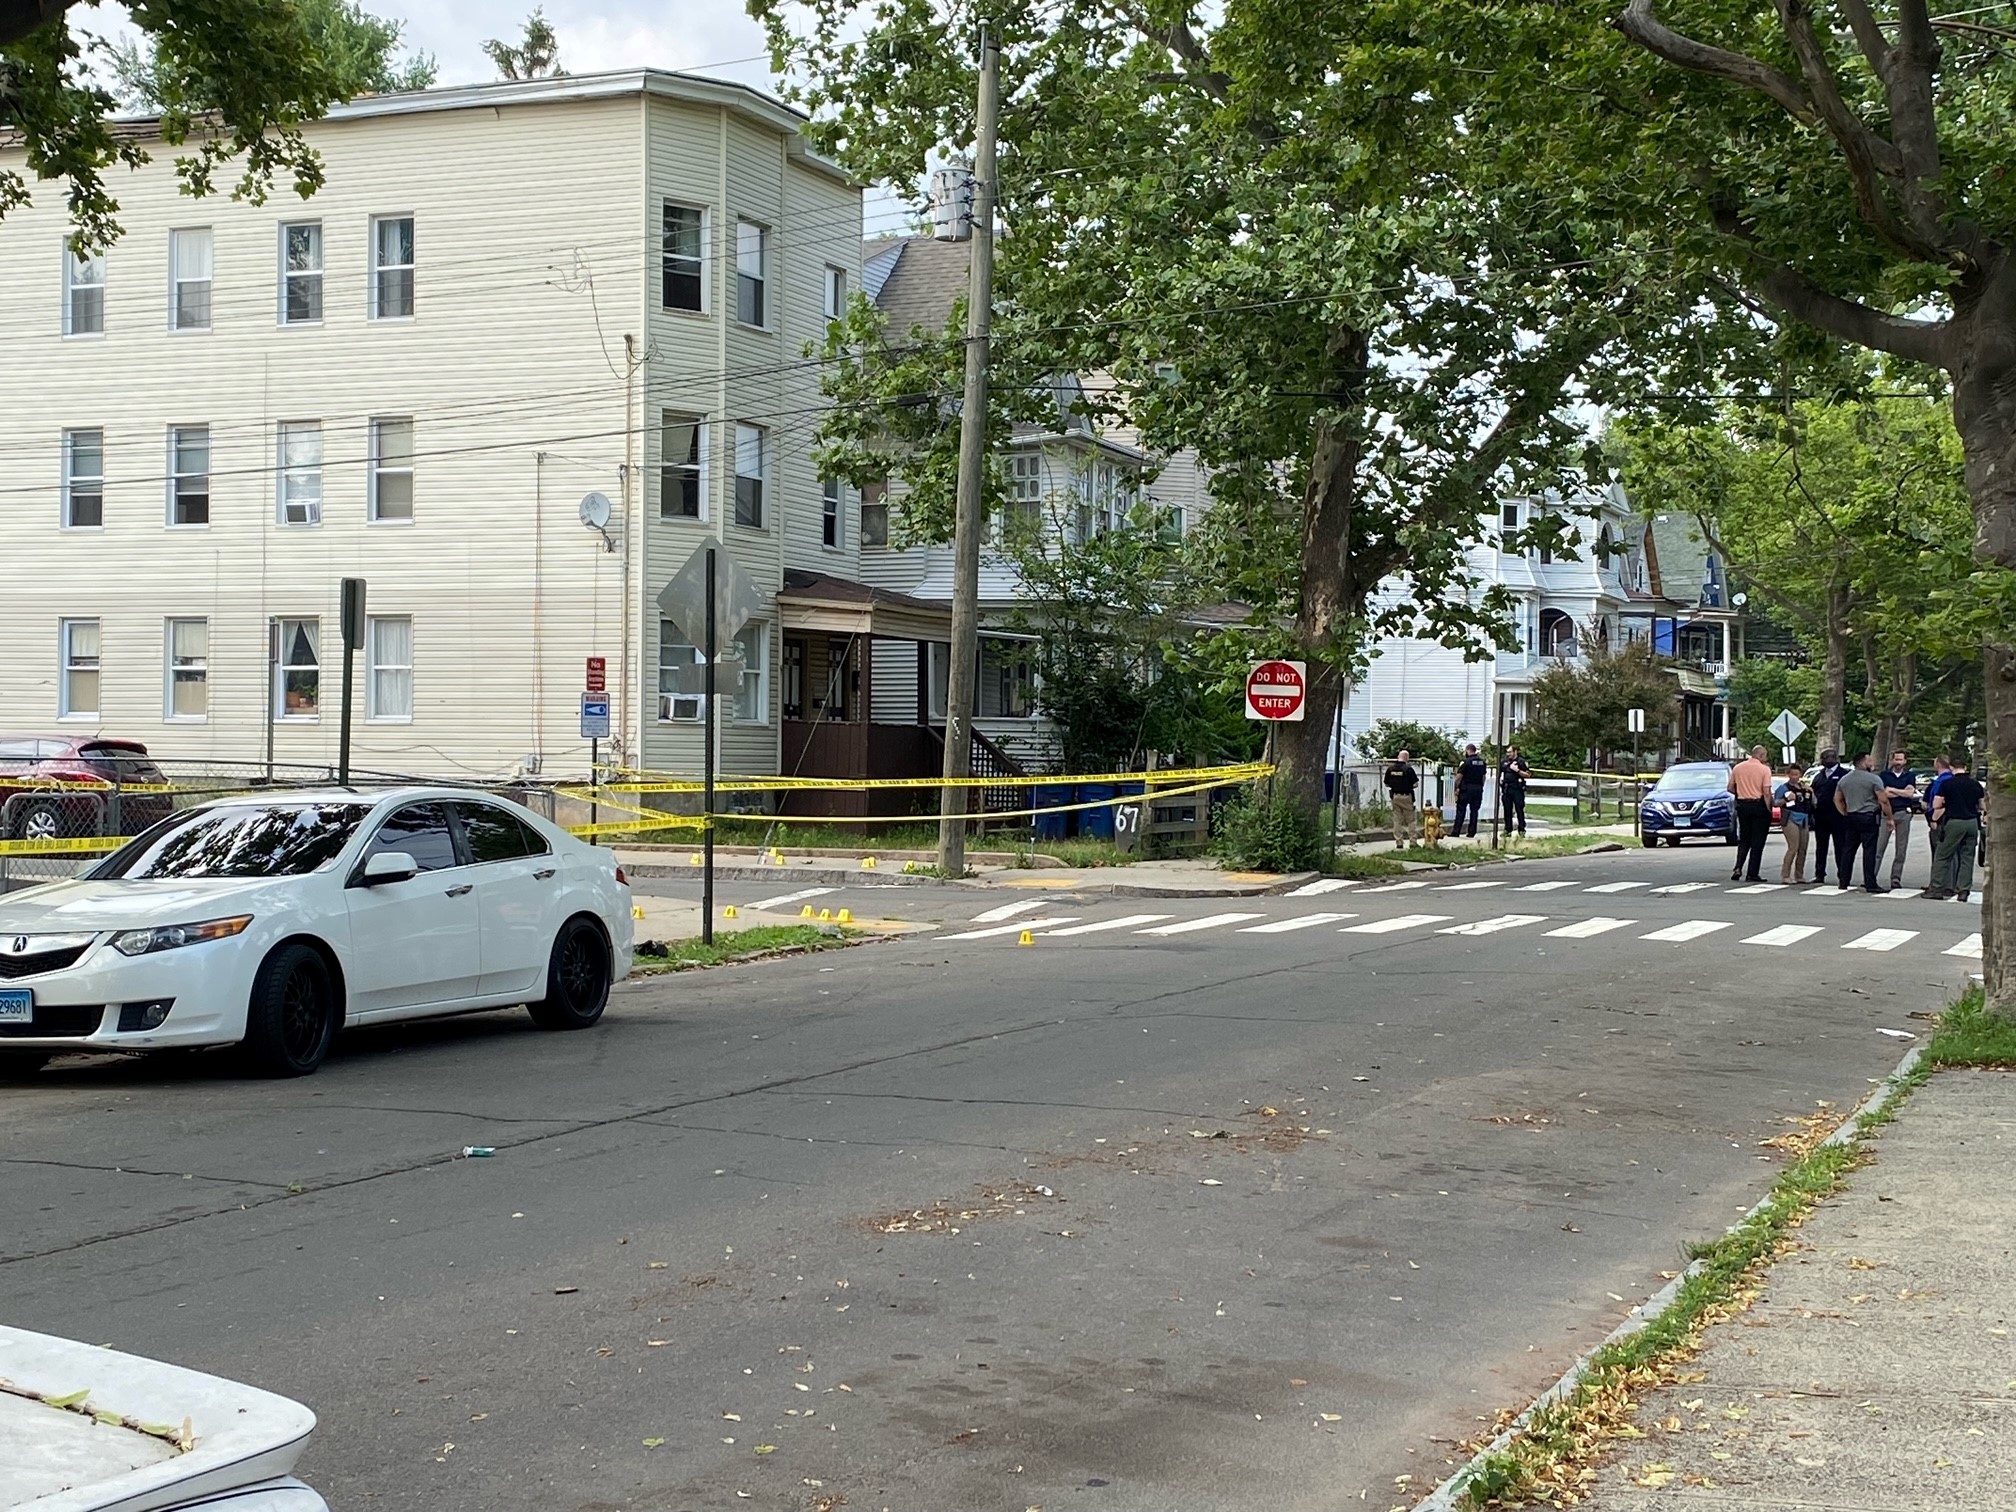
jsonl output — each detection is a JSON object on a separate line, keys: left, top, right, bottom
{"left": 0, "top": 989, "right": 31, "bottom": 1024}
{"left": 1670, "top": 816, "right": 1691, "bottom": 827}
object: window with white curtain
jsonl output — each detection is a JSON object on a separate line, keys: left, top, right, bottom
{"left": 170, "top": 228, "right": 212, "bottom": 330}
{"left": 367, "top": 616, "right": 412, "bottom": 720}
{"left": 165, "top": 618, "right": 208, "bottom": 719}
{"left": 277, "top": 421, "right": 322, "bottom": 525}
{"left": 281, "top": 222, "right": 323, "bottom": 323}
{"left": 64, "top": 248, "right": 104, "bottom": 336}
{"left": 371, "top": 216, "right": 415, "bottom": 318}
{"left": 60, "top": 619, "right": 100, "bottom": 718}
{"left": 275, "top": 618, "right": 319, "bottom": 719}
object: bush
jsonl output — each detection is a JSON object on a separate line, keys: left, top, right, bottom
{"left": 1212, "top": 788, "right": 1323, "bottom": 872}
{"left": 1356, "top": 718, "right": 1467, "bottom": 766}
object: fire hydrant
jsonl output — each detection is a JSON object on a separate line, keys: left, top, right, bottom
{"left": 1422, "top": 808, "right": 1444, "bottom": 848}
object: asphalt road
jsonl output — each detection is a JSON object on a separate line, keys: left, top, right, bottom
{"left": 0, "top": 843, "right": 1980, "bottom": 1512}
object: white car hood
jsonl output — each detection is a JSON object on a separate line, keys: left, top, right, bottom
{"left": 0, "top": 876, "right": 294, "bottom": 932}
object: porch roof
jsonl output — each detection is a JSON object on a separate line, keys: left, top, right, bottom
{"left": 777, "top": 570, "right": 954, "bottom": 642}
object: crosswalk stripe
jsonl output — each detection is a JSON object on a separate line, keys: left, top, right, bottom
{"left": 746, "top": 886, "right": 836, "bottom": 911}
{"left": 1515, "top": 880, "right": 1581, "bottom": 892}
{"left": 1237, "top": 912, "right": 1357, "bottom": 933}
{"left": 1138, "top": 912, "right": 1267, "bottom": 936}
{"left": 1946, "top": 933, "right": 1984, "bottom": 959}
{"left": 1741, "top": 924, "right": 1824, "bottom": 947}
{"left": 1641, "top": 919, "right": 1733, "bottom": 942}
{"left": 939, "top": 916, "right": 1079, "bottom": 940}
{"left": 1043, "top": 914, "right": 1172, "bottom": 937}
{"left": 1340, "top": 913, "right": 1453, "bottom": 934}
{"left": 970, "top": 900, "right": 1051, "bottom": 923}
{"left": 1543, "top": 916, "right": 1637, "bottom": 939}
{"left": 1357, "top": 880, "right": 1433, "bottom": 894}
{"left": 1727, "top": 883, "right": 1786, "bottom": 895}
{"left": 1286, "top": 878, "right": 1359, "bottom": 896}
{"left": 1586, "top": 881, "right": 1650, "bottom": 894}
{"left": 1843, "top": 927, "right": 1918, "bottom": 953}
{"left": 1437, "top": 913, "right": 1546, "bottom": 936}
{"left": 1650, "top": 882, "right": 1716, "bottom": 895}
{"left": 1803, "top": 885, "right": 1855, "bottom": 898}
{"left": 1433, "top": 880, "right": 1505, "bottom": 891}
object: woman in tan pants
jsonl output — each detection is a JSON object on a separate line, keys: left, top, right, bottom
{"left": 1777, "top": 765, "right": 1815, "bottom": 883}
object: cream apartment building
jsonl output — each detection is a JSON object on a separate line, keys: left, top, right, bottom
{"left": 0, "top": 70, "right": 862, "bottom": 782}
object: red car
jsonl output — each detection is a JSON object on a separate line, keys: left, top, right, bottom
{"left": 0, "top": 736, "right": 175, "bottom": 843}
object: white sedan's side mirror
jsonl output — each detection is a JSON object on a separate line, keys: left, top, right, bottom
{"left": 361, "top": 851, "right": 419, "bottom": 886}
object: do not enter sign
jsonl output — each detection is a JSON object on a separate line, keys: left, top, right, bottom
{"left": 1245, "top": 660, "right": 1307, "bottom": 722}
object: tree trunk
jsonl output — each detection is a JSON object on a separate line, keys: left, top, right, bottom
{"left": 1273, "top": 326, "right": 1371, "bottom": 818}
{"left": 1950, "top": 268, "right": 2016, "bottom": 1018}
{"left": 1819, "top": 583, "right": 1850, "bottom": 758}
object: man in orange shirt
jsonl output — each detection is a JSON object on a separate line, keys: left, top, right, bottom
{"left": 1726, "top": 743, "right": 1776, "bottom": 882}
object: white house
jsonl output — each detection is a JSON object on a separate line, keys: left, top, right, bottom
{"left": 0, "top": 69, "right": 874, "bottom": 786}
{"left": 1335, "top": 484, "right": 1748, "bottom": 762}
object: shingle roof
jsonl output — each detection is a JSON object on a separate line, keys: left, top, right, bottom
{"left": 870, "top": 237, "right": 970, "bottom": 335}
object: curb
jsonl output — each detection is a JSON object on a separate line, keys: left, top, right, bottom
{"left": 620, "top": 862, "right": 938, "bottom": 886}
{"left": 1410, "top": 1041, "right": 1927, "bottom": 1512}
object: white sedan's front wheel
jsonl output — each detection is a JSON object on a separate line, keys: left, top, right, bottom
{"left": 527, "top": 917, "right": 610, "bottom": 1031}
{"left": 240, "top": 943, "right": 338, "bottom": 1077}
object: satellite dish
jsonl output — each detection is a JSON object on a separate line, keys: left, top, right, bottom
{"left": 1731, "top": 591, "right": 1749, "bottom": 607}
{"left": 579, "top": 491, "right": 615, "bottom": 553}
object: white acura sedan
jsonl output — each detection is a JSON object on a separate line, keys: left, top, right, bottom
{"left": 0, "top": 787, "right": 632, "bottom": 1077}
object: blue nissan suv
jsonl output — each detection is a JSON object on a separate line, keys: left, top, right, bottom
{"left": 1639, "top": 762, "right": 1739, "bottom": 847}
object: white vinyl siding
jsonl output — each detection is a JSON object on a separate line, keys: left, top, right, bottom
{"left": 63, "top": 248, "right": 104, "bottom": 336}
{"left": 369, "top": 417, "right": 414, "bottom": 521}
{"left": 169, "top": 228, "right": 212, "bottom": 330}
{"left": 169, "top": 426, "right": 209, "bottom": 526}
{"left": 277, "top": 421, "right": 322, "bottom": 525}
{"left": 280, "top": 222, "right": 324, "bottom": 323}
{"left": 166, "top": 618, "right": 209, "bottom": 720}
{"left": 735, "top": 220, "right": 766, "bottom": 327}
{"left": 60, "top": 618, "right": 100, "bottom": 718}
{"left": 367, "top": 616, "right": 413, "bottom": 720}
{"left": 371, "top": 215, "right": 415, "bottom": 319}
{"left": 62, "top": 429, "right": 103, "bottom": 529}
{"left": 274, "top": 618, "right": 320, "bottom": 719}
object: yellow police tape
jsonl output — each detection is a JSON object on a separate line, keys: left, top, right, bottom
{"left": 0, "top": 835, "right": 126, "bottom": 856}
{"left": 590, "top": 759, "right": 1271, "bottom": 795}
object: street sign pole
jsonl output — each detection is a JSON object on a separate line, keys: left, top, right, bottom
{"left": 703, "top": 546, "right": 717, "bottom": 946}
{"left": 589, "top": 737, "right": 599, "bottom": 843}
{"left": 1627, "top": 707, "right": 1646, "bottom": 839}
{"left": 338, "top": 577, "right": 365, "bottom": 786}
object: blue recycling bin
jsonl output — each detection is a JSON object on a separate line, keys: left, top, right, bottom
{"left": 1077, "top": 783, "right": 1118, "bottom": 839}
{"left": 1033, "top": 783, "right": 1074, "bottom": 841}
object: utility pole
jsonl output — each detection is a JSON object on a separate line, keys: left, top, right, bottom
{"left": 937, "top": 24, "right": 1000, "bottom": 879}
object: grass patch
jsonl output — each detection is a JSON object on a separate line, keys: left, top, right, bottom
{"left": 1926, "top": 985, "right": 2016, "bottom": 1068}
{"left": 1320, "top": 852, "right": 1406, "bottom": 879}
{"left": 1454, "top": 1053, "right": 1923, "bottom": 1509}
{"left": 1012, "top": 837, "right": 1137, "bottom": 868}
{"left": 630, "top": 924, "right": 864, "bottom": 973}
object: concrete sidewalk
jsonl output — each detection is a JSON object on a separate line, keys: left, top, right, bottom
{"left": 1575, "top": 1068, "right": 2016, "bottom": 1510}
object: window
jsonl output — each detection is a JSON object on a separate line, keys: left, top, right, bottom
{"left": 660, "top": 412, "right": 703, "bottom": 519}
{"left": 277, "top": 421, "right": 322, "bottom": 525}
{"left": 369, "top": 418, "right": 414, "bottom": 522}
{"left": 822, "top": 478, "right": 843, "bottom": 548}
{"left": 64, "top": 248, "right": 104, "bottom": 336}
{"left": 662, "top": 203, "right": 704, "bottom": 312}
{"left": 170, "top": 228, "right": 212, "bottom": 330}
{"left": 1499, "top": 501, "right": 1521, "bottom": 534}
{"left": 452, "top": 801, "right": 549, "bottom": 862}
{"left": 93, "top": 803, "right": 371, "bottom": 881}
{"left": 371, "top": 216, "right": 415, "bottom": 319}
{"left": 735, "top": 622, "right": 768, "bottom": 722}
{"left": 1005, "top": 453, "right": 1042, "bottom": 535}
{"left": 169, "top": 426, "right": 209, "bottom": 526}
{"left": 734, "top": 423, "right": 765, "bottom": 527}
{"left": 364, "top": 802, "right": 458, "bottom": 872}
{"left": 860, "top": 480, "right": 889, "bottom": 546}
{"left": 367, "top": 615, "right": 412, "bottom": 720}
{"left": 735, "top": 220, "right": 766, "bottom": 326}
{"left": 60, "top": 619, "right": 100, "bottom": 718}
{"left": 781, "top": 638, "right": 804, "bottom": 719}
{"left": 823, "top": 637, "right": 850, "bottom": 720}
{"left": 1157, "top": 501, "right": 1186, "bottom": 542}
{"left": 63, "top": 429, "right": 103, "bottom": 529}
{"left": 822, "top": 264, "right": 847, "bottom": 323}
{"left": 275, "top": 618, "right": 320, "bottom": 718}
{"left": 280, "top": 222, "right": 323, "bottom": 323}
{"left": 980, "top": 638, "right": 1033, "bottom": 718}
{"left": 658, "top": 624, "right": 701, "bottom": 721}
{"left": 165, "top": 618, "right": 208, "bottom": 719}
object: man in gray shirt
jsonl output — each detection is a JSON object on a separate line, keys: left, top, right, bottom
{"left": 1832, "top": 754, "right": 1892, "bottom": 893}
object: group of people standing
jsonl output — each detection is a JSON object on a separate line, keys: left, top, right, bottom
{"left": 1728, "top": 745, "right": 1985, "bottom": 899}
{"left": 1380, "top": 744, "right": 1533, "bottom": 844}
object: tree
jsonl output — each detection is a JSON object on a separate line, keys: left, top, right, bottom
{"left": 1509, "top": 0, "right": 2016, "bottom": 1009}
{"left": 483, "top": 9, "right": 563, "bottom": 81}
{"left": 2, "top": 0, "right": 375, "bottom": 249}
{"left": 759, "top": 0, "right": 1685, "bottom": 836}
{"left": 1522, "top": 638, "right": 1683, "bottom": 771}
{"left": 109, "top": 0, "right": 435, "bottom": 109}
